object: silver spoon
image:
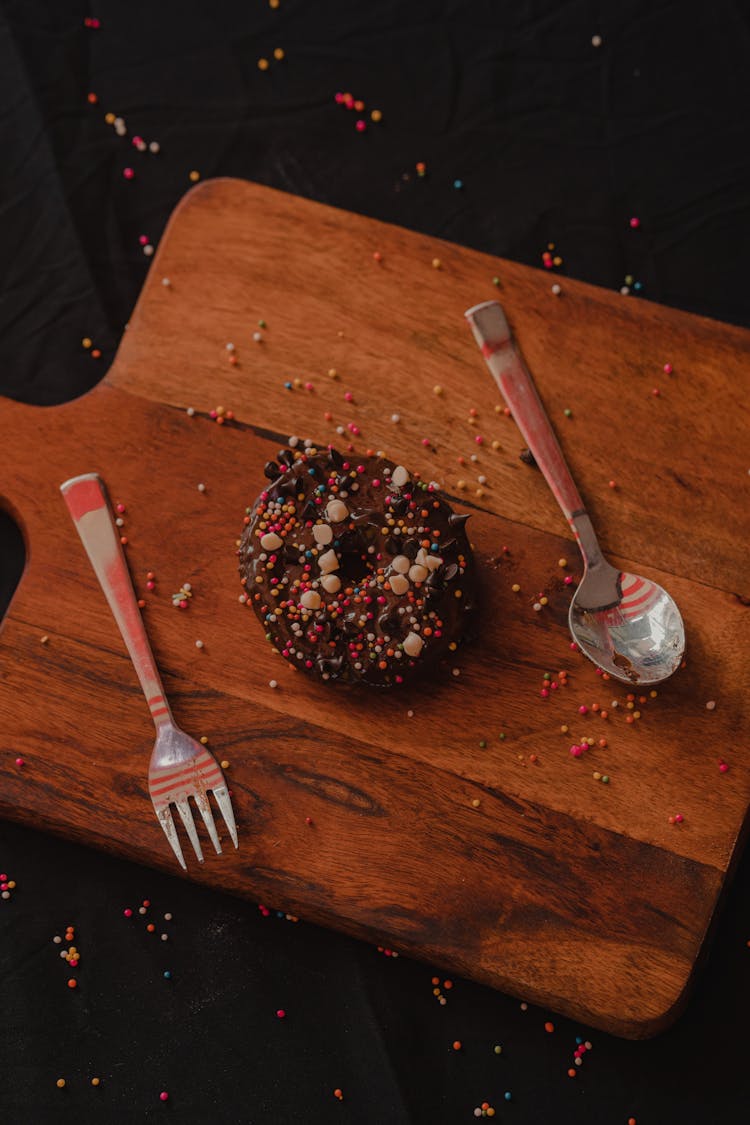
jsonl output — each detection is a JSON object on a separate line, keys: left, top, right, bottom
{"left": 465, "top": 299, "right": 685, "bottom": 685}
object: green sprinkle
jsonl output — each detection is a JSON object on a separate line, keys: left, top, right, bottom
{"left": 492, "top": 276, "right": 500, "bottom": 286}
{"left": 479, "top": 740, "right": 487, "bottom": 748}
{"left": 258, "top": 319, "right": 266, "bottom": 328}
{"left": 499, "top": 732, "right": 506, "bottom": 741}
{"left": 564, "top": 408, "right": 572, "bottom": 417}
{"left": 543, "top": 673, "right": 551, "bottom": 681}
{"left": 602, "top": 775, "right": 610, "bottom": 784}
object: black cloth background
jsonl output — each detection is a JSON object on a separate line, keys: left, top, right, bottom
{"left": 1, "top": 2, "right": 749, "bottom": 1122}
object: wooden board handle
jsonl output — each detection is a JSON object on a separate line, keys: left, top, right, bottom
{"left": 60, "top": 473, "right": 172, "bottom": 730}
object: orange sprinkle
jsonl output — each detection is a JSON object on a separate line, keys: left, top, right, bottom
{"left": 452, "top": 1040, "right": 462, "bottom": 1051}
{"left": 544, "top": 1021, "right": 554, "bottom": 1033}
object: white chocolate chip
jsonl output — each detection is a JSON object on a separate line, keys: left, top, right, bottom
{"left": 391, "top": 465, "right": 409, "bottom": 488}
{"left": 425, "top": 554, "right": 443, "bottom": 570}
{"left": 403, "top": 632, "right": 424, "bottom": 657}
{"left": 318, "top": 549, "right": 340, "bottom": 574}
{"left": 391, "top": 555, "right": 411, "bottom": 574}
{"left": 408, "top": 564, "right": 429, "bottom": 583}
{"left": 300, "top": 590, "right": 321, "bottom": 610}
{"left": 321, "top": 574, "right": 341, "bottom": 593}
{"left": 260, "top": 532, "right": 283, "bottom": 550}
{"left": 415, "top": 548, "right": 431, "bottom": 567}
{"left": 312, "top": 523, "right": 333, "bottom": 545}
{"left": 326, "top": 499, "right": 349, "bottom": 522}
{"left": 390, "top": 574, "right": 410, "bottom": 596}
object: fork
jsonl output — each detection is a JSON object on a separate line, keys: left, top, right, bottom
{"left": 60, "top": 472, "right": 238, "bottom": 870}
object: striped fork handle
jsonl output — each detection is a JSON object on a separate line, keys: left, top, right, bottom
{"left": 60, "top": 473, "right": 173, "bottom": 731}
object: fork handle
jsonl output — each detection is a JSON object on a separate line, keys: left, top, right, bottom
{"left": 60, "top": 473, "right": 174, "bottom": 731}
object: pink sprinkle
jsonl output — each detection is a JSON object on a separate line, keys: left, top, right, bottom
{"left": 540, "top": 689, "right": 549, "bottom": 698}
{"left": 344, "top": 392, "right": 354, "bottom": 402}
{"left": 663, "top": 362, "right": 673, "bottom": 374}
{"left": 674, "top": 813, "right": 684, "bottom": 824}
{"left": 324, "top": 412, "right": 333, "bottom": 421}
{"left": 652, "top": 388, "right": 661, "bottom": 396}
{"left": 719, "top": 762, "right": 729, "bottom": 773}
{"left": 334, "top": 92, "right": 344, "bottom": 103}
{"left": 570, "top": 745, "right": 583, "bottom": 758}
{"left": 15, "top": 757, "right": 24, "bottom": 767}
{"left": 123, "top": 167, "right": 135, "bottom": 179}
{"left": 373, "top": 251, "right": 383, "bottom": 262}
{"left": 146, "top": 581, "right": 155, "bottom": 590}
{"left": 132, "top": 135, "right": 144, "bottom": 147}
{"left": 276, "top": 1008, "right": 286, "bottom": 1019}
{"left": 305, "top": 381, "right": 314, "bottom": 391}
{"left": 564, "top": 575, "right": 574, "bottom": 585}
{"left": 355, "top": 119, "right": 366, "bottom": 132}
{"left": 305, "top": 816, "right": 313, "bottom": 825}
{"left": 629, "top": 217, "right": 640, "bottom": 228}
{"left": 395, "top": 675, "right": 403, "bottom": 683}
{"left": 569, "top": 642, "right": 579, "bottom": 651}
{"left": 578, "top": 705, "right": 589, "bottom": 715}
{"left": 421, "top": 438, "right": 430, "bottom": 447}
{"left": 123, "top": 908, "right": 132, "bottom": 917}
{"left": 372, "top": 478, "right": 381, "bottom": 488}
{"left": 159, "top": 1092, "right": 169, "bottom": 1102}
{"left": 116, "top": 503, "right": 126, "bottom": 513}
{"left": 475, "top": 435, "right": 484, "bottom": 445}
{"left": 138, "top": 234, "right": 148, "bottom": 245}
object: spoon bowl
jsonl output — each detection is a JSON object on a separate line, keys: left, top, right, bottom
{"left": 569, "top": 563, "right": 685, "bottom": 685}
{"left": 466, "top": 299, "right": 686, "bottom": 685}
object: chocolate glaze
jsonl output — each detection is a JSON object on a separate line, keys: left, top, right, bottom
{"left": 239, "top": 447, "right": 476, "bottom": 687}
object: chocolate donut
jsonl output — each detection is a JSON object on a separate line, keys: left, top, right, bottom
{"left": 239, "top": 445, "right": 475, "bottom": 687}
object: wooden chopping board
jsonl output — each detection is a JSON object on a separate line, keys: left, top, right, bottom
{"left": 1, "top": 179, "right": 749, "bottom": 1039}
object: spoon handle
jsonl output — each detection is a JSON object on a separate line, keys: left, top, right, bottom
{"left": 465, "top": 300, "right": 587, "bottom": 523}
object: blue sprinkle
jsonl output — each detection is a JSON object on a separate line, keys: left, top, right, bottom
{"left": 305, "top": 550, "right": 313, "bottom": 558}
{"left": 284, "top": 381, "right": 293, "bottom": 390}
{"left": 453, "top": 178, "right": 463, "bottom": 189}
{"left": 276, "top": 910, "right": 284, "bottom": 918}
{"left": 504, "top": 1092, "right": 512, "bottom": 1102}
{"left": 576, "top": 1036, "right": 583, "bottom": 1044}
{"left": 430, "top": 542, "right": 440, "bottom": 551}
{"left": 163, "top": 971, "right": 172, "bottom": 980}
{"left": 633, "top": 281, "right": 643, "bottom": 291}
{"left": 308, "top": 468, "right": 316, "bottom": 475}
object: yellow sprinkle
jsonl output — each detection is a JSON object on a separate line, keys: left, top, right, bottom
{"left": 188, "top": 170, "right": 200, "bottom": 182}
{"left": 454, "top": 589, "right": 462, "bottom": 598}
{"left": 40, "top": 634, "right": 49, "bottom": 644}
{"left": 82, "top": 337, "right": 92, "bottom": 349}
{"left": 539, "top": 596, "right": 548, "bottom": 605}
{"left": 475, "top": 488, "right": 485, "bottom": 498}
{"left": 448, "top": 641, "right": 457, "bottom": 651}
{"left": 431, "top": 257, "right": 441, "bottom": 269}
{"left": 593, "top": 771, "right": 602, "bottom": 781}
{"left": 56, "top": 1079, "right": 66, "bottom": 1089}
{"left": 433, "top": 385, "right": 443, "bottom": 395}
{"left": 104, "top": 113, "right": 115, "bottom": 124}
{"left": 91, "top": 1078, "right": 101, "bottom": 1087}
{"left": 328, "top": 368, "right": 338, "bottom": 378}
{"left": 558, "top": 557, "right": 567, "bottom": 568}
{"left": 269, "top": 0, "right": 279, "bottom": 7}
{"left": 511, "top": 583, "right": 520, "bottom": 592}
{"left": 560, "top": 724, "right": 569, "bottom": 733}
{"left": 491, "top": 440, "right": 501, "bottom": 450}
{"left": 650, "top": 690, "right": 658, "bottom": 698}
{"left": 257, "top": 57, "right": 269, "bottom": 70}
{"left": 370, "top": 109, "right": 382, "bottom": 122}
{"left": 471, "top": 798, "right": 481, "bottom": 808}
{"left": 633, "top": 710, "right": 641, "bottom": 719}
{"left": 220, "top": 759, "right": 230, "bottom": 769}
{"left": 456, "top": 479, "right": 466, "bottom": 490}
{"left": 494, "top": 404, "right": 503, "bottom": 413}
{"left": 200, "top": 736, "right": 209, "bottom": 745}
{"left": 273, "top": 47, "right": 285, "bottom": 60}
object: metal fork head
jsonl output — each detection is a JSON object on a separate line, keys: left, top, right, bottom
{"left": 148, "top": 724, "right": 238, "bottom": 870}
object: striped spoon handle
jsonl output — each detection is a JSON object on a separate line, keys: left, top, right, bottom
{"left": 60, "top": 473, "right": 174, "bottom": 731}
{"left": 465, "top": 299, "right": 586, "bottom": 527}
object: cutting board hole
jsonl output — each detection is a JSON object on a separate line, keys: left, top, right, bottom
{"left": 0, "top": 510, "right": 24, "bottom": 624}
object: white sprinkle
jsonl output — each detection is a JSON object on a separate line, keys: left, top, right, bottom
{"left": 53, "top": 935, "right": 62, "bottom": 944}
{"left": 226, "top": 342, "right": 235, "bottom": 352}
{"left": 115, "top": 517, "right": 124, "bottom": 527}
{"left": 533, "top": 602, "right": 542, "bottom": 611}
{"left": 195, "top": 640, "right": 204, "bottom": 649}
{"left": 706, "top": 700, "right": 716, "bottom": 710}
{"left": 551, "top": 283, "right": 561, "bottom": 295}
{"left": 620, "top": 285, "right": 630, "bottom": 296}
{"left": 183, "top": 583, "right": 191, "bottom": 592}
{"left": 470, "top": 454, "right": 479, "bottom": 463}
{"left": 161, "top": 277, "right": 171, "bottom": 287}
{"left": 269, "top": 679, "right": 278, "bottom": 689}
{"left": 477, "top": 475, "right": 487, "bottom": 485}
{"left": 186, "top": 407, "right": 195, "bottom": 416}
{"left": 149, "top": 141, "right": 160, "bottom": 153}
{"left": 407, "top": 709, "right": 414, "bottom": 717}
{"left": 391, "top": 413, "right": 400, "bottom": 423}
{"left": 160, "top": 933, "right": 168, "bottom": 941}
{"left": 143, "top": 244, "right": 154, "bottom": 256}
{"left": 197, "top": 483, "right": 206, "bottom": 493}
{"left": 451, "top": 667, "right": 461, "bottom": 677}
{"left": 591, "top": 34, "right": 602, "bottom": 47}
{"left": 164, "top": 913, "right": 172, "bottom": 921}
{"left": 287, "top": 435, "right": 299, "bottom": 448}
{"left": 253, "top": 331, "right": 262, "bottom": 342}
{"left": 336, "top": 425, "right": 345, "bottom": 435}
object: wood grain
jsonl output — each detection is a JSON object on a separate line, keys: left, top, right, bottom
{"left": 0, "top": 180, "right": 749, "bottom": 1038}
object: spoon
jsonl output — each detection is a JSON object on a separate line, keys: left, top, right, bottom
{"left": 465, "top": 299, "right": 685, "bottom": 685}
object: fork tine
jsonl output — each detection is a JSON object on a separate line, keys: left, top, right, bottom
{"left": 174, "top": 797, "right": 204, "bottom": 864}
{"left": 156, "top": 805, "right": 187, "bottom": 871}
{"left": 193, "top": 789, "right": 222, "bottom": 855}
{"left": 212, "top": 785, "right": 239, "bottom": 849}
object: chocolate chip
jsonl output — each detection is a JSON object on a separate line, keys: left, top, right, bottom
{"left": 263, "top": 460, "right": 280, "bottom": 480}
{"left": 448, "top": 513, "right": 470, "bottom": 530}
{"left": 520, "top": 448, "right": 538, "bottom": 468}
